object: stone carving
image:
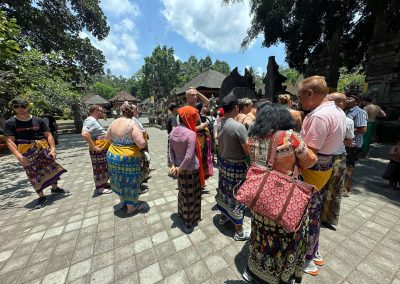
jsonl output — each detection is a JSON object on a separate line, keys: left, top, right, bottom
{"left": 219, "top": 67, "right": 256, "bottom": 102}
{"left": 264, "top": 56, "right": 287, "bottom": 103}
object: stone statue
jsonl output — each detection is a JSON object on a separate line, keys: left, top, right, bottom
{"left": 264, "top": 56, "right": 287, "bottom": 103}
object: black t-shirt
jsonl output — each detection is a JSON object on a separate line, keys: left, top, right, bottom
{"left": 166, "top": 114, "right": 177, "bottom": 134}
{"left": 42, "top": 115, "right": 57, "bottom": 131}
{"left": 3, "top": 116, "right": 50, "bottom": 140}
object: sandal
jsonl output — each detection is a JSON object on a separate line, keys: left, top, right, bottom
{"left": 98, "top": 188, "right": 112, "bottom": 195}
{"left": 51, "top": 187, "right": 70, "bottom": 194}
{"left": 126, "top": 203, "right": 146, "bottom": 215}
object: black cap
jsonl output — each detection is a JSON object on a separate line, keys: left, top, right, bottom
{"left": 221, "top": 94, "right": 238, "bottom": 111}
{"left": 10, "top": 97, "right": 28, "bottom": 105}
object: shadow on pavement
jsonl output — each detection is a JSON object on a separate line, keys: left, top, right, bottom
{"left": 349, "top": 143, "right": 400, "bottom": 207}
{"left": 212, "top": 214, "right": 235, "bottom": 238}
{"left": 234, "top": 241, "right": 249, "bottom": 275}
{"left": 23, "top": 192, "right": 72, "bottom": 210}
{"left": 169, "top": 212, "right": 200, "bottom": 234}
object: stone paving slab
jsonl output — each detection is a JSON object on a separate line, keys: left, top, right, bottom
{"left": 1, "top": 117, "right": 400, "bottom": 283}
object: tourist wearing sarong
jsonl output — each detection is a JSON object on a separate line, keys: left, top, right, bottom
{"left": 4, "top": 98, "right": 67, "bottom": 208}
{"left": 243, "top": 103, "right": 317, "bottom": 284}
{"left": 169, "top": 106, "right": 203, "bottom": 229}
{"left": 321, "top": 93, "right": 355, "bottom": 229}
{"left": 298, "top": 77, "right": 346, "bottom": 276}
{"left": 131, "top": 105, "right": 151, "bottom": 187}
{"left": 216, "top": 94, "right": 250, "bottom": 241}
{"left": 185, "top": 87, "right": 213, "bottom": 181}
{"left": 82, "top": 105, "right": 111, "bottom": 195}
{"left": 361, "top": 90, "right": 386, "bottom": 157}
{"left": 106, "top": 102, "right": 146, "bottom": 214}
{"left": 344, "top": 91, "right": 368, "bottom": 196}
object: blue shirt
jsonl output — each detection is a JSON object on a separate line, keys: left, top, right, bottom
{"left": 346, "top": 106, "right": 368, "bottom": 148}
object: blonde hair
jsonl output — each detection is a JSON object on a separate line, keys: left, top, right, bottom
{"left": 278, "top": 94, "right": 291, "bottom": 105}
{"left": 185, "top": 86, "right": 197, "bottom": 96}
{"left": 298, "top": 76, "right": 328, "bottom": 95}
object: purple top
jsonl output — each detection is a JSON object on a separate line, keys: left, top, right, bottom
{"left": 169, "top": 125, "right": 199, "bottom": 171}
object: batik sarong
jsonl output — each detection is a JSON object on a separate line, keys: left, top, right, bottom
{"left": 216, "top": 157, "right": 247, "bottom": 225}
{"left": 361, "top": 121, "right": 376, "bottom": 154}
{"left": 107, "top": 143, "right": 141, "bottom": 206}
{"left": 321, "top": 155, "right": 346, "bottom": 225}
{"left": 302, "top": 154, "right": 333, "bottom": 260}
{"left": 198, "top": 130, "right": 213, "bottom": 179}
{"left": 178, "top": 169, "right": 201, "bottom": 227}
{"left": 17, "top": 139, "right": 66, "bottom": 194}
{"left": 247, "top": 211, "right": 309, "bottom": 284}
{"left": 89, "top": 137, "right": 110, "bottom": 189}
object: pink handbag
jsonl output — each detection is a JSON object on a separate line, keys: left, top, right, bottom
{"left": 235, "top": 131, "right": 315, "bottom": 232}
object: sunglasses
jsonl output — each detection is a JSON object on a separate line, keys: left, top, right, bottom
{"left": 13, "top": 104, "right": 28, "bottom": 109}
{"left": 96, "top": 109, "right": 105, "bottom": 113}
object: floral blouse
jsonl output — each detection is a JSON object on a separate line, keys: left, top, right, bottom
{"left": 247, "top": 130, "right": 317, "bottom": 175}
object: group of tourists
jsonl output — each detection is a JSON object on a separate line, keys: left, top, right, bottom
{"left": 165, "top": 76, "right": 381, "bottom": 283}
{"left": 1, "top": 74, "right": 390, "bottom": 284}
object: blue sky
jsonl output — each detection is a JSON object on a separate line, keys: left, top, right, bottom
{"left": 81, "top": 0, "right": 286, "bottom": 78}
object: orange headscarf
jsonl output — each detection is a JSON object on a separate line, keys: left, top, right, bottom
{"left": 177, "top": 106, "right": 205, "bottom": 187}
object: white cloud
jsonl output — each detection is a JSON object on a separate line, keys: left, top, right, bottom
{"left": 80, "top": 16, "right": 141, "bottom": 76}
{"left": 101, "top": 0, "right": 140, "bottom": 17}
{"left": 161, "top": 0, "right": 251, "bottom": 53}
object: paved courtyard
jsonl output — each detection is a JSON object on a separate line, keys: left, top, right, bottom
{"left": 0, "top": 117, "right": 400, "bottom": 284}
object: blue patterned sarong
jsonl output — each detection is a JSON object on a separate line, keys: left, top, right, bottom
{"left": 107, "top": 146, "right": 141, "bottom": 206}
{"left": 216, "top": 157, "right": 248, "bottom": 225}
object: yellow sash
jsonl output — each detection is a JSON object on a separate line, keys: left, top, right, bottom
{"left": 17, "top": 140, "right": 49, "bottom": 154}
{"left": 108, "top": 143, "right": 141, "bottom": 157}
{"left": 90, "top": 139, "right": 110, "bottom": 151}
{"left": 302, "top": 168, "right": 333, "bottom": 191}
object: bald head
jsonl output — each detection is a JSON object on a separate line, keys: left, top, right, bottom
{"left": 328, "top": 92, "right": 346, "bottom": 109}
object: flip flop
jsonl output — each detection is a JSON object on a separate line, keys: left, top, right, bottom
{"left": 98, "top": 188, "right": 112, "bottom": 195}
{"left": 126, "top": 203, "right": 146, "bottom": 215}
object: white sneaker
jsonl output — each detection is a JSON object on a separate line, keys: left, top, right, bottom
{"left": 303, "top": 259, "right": 319, "bottom": 276}
{"left": 234, "top": 230, "right": 250, "bottom": 241}
{"left": 313, "top": 251, "right": 325, "bottom": 266}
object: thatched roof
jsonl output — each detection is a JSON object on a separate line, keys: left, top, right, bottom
{"left": 84, "top": 95, "right": 110, "bottom": 105}
{"left": 175, "top": 69, "right": 227, "bottom": 96}
{"left": 109, "top": 91, "right": 137, "bottom": 102}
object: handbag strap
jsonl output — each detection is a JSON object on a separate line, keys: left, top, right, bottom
{"left": 249, "top": 169, "right": 271, "bottom": 208}
{"left": 274, "top": 182, "right": 296, "bottom": 223}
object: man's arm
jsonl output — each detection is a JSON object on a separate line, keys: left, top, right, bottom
{"left": 5, "top": 136, "right": 30, "bottom": 167}
{"left": 354, "top": 126, "right": 367, "bottom": 135}
{"left": 196, "top": 90, "right": 209, "bottom": 106}
{"left": 82, "top": 131, "right": 100, "bottom": 151}
{"left": 378, "top": 107, "right": 387, "bottom": 118}
{"left": 43, "top": 131, "right": 57, "bottom": 158}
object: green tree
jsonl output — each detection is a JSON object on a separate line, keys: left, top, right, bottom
{"left": 337, "top": 68, "right": 365, "bottom": 93}
{"left": 198, "top": 56, "right": 213, "bottom": 72}
{"left": 141, "top": 45, "right": 180, "bottom": 99}
{"left": 212, "top": 60, "right": 231, "bottom": 75}
{"left": 0, "top": 10, "right": 25, "bottom": 112}
{"left": 279, "top": 68, "right": 302, "bottom": 86}
{"left": 92, "top": 82, "right": 117, "bottom": 99}
{"left": 1, "top": 0, "right": 110, "bottom": 77}
{"left": 222, "top": 0, "right": 400, "bottom": 88}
